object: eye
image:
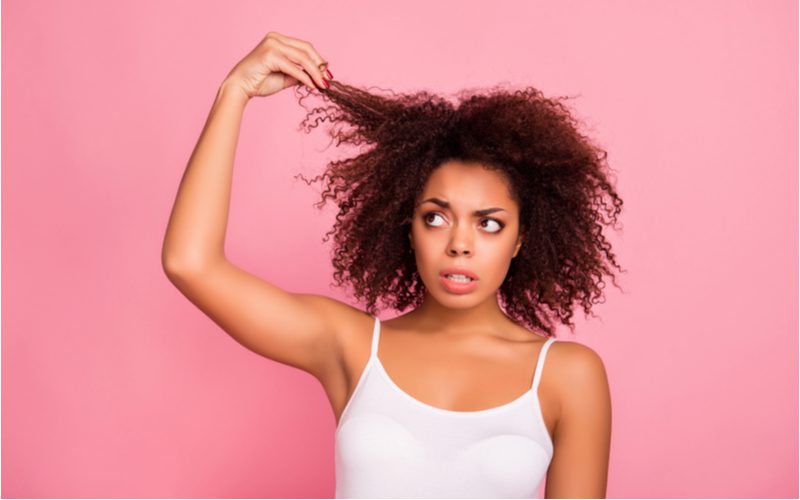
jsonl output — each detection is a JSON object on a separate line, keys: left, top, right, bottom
{"left": 481, "top": 218, "right": 504, "bottom": 233}
{"left": 422, "top": 211, "right": 446, "bottom": 227}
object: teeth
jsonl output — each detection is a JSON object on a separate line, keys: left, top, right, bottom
{"left": 446, "top": 274, "right": 473, "bottom": 282}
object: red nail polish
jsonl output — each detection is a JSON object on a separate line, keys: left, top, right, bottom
{"left": 326, "top": 68, "right": 333, "bottom": 80}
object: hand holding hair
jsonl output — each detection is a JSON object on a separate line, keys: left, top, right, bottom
{"left": 223, "top": 31, "right": 333, "bottom": 100}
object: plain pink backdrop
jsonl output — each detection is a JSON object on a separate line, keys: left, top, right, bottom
{"left": 2, "top": 0, "right": 797, "bottom": 498}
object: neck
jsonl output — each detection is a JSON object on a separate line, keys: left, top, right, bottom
{"left": 404, "top": 290, "right": 513, "bottom": 337}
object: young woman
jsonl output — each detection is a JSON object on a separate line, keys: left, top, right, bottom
{"left": 162, "top": 31, "right": 623, "bottom": 499}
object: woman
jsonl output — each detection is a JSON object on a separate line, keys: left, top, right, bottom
{"left": 162, "top": 31, "right": 623, "bottom": 499}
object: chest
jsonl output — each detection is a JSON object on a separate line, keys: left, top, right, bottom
{"left": 326, "top": 323, "right": 559, "bottom": 443}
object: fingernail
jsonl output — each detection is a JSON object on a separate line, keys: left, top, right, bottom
{"left": 326, "top": 68, "right": 333, "bottom": 80}
{"left": 324, "top": 79, "right": 330, "bottom": 88}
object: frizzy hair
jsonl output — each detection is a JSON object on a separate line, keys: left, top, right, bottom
{"left": 291, "top": 79, "right": 626, "bottom": 337}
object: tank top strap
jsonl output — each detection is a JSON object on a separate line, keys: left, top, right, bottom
{"left": 370, "top": 316, "right": 381, "bottom": 357}
{"left": 531, "top": 337, "right": 557, "bottom": 391}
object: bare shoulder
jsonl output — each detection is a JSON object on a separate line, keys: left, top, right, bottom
{"left": 307, "top": 301, "right": 375, "bottom": 423}
{"left": 294, "top": 294, "right": 372, "bottom": 335}
{"left": 544, "top": 340, "right": 612, "bottom": 497}
{"left": 335, "top": 309, "right": 381, "bottom": 370}
{"left": 288, "top": 295, "right": 374, "bottom": 416}
{"left": 547, "top": 340, "right": 608, "bottom": 379}
{"left": 547, "top": 340, "right": 610, "bottom": 402}
{"left": 295, "top": 294, "right": 374, "bottom": 357}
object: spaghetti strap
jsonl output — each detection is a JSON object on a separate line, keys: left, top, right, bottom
{"left": 335, "top": 317, "right": 556, "bottom": 498}
{"left": 370, "top": 316, "right": 381, "bottom": 357}
{"left": 531, "top": 337, "right": 557, "bottom": 392}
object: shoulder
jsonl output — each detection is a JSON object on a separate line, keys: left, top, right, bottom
{"left": 546, "top": 340, "right": 611, "bottom": 420}
{"left": 328, "top": 305, "right": 377, "bottom": 361}
{"left": 547, "top": 340, "right": 608, "bottom": 378}
{"left": 542, "top": 340, "right": 612, "bottom": 497}
{"left": 292, "top": 295, "right": 373, "bottom": 347}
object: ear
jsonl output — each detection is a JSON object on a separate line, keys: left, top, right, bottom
{"left": 512, "top": 233, "right": 523, "bottom": 258}
{"left": 408, "top": 232, "right": 415, "bottom": 250}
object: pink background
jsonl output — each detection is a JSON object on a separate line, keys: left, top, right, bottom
{"left": 2, "top": 0, "right": 797, "bottom": 497}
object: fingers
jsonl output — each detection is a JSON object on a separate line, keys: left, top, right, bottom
{"left": 278, "top": 43, "right": 328, "bottom": 90}
{"left": 269, "top": 32, "right": 328, "bottom": 68}
{"left": 274, "top": 54, "right": 319, "bottom": 91}
{"left": 267, "top": 32, "right": 330, "bottom": 89}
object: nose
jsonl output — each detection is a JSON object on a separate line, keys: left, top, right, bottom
{"left": 447, "top": 245, "right": 471, "bottom": 257}
{"left": 446, "top": 226, "right": 472, "bottom": 256}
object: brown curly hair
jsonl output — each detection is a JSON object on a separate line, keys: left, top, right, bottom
{"left": 291, "top": 80, "right": 626, "bottom": 338}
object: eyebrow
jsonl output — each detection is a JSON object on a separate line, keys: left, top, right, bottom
{"left": 416, "top": 197, "right": 507, "bottom": 216}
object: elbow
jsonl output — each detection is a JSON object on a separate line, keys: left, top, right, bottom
{"left": 161, "top": 248, "right": 199, "bottom": 278}
{"left": 161, "top": 248, "right": 225, "bottom": 278}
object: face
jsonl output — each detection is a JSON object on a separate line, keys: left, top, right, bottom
{"left": 408, "top": 160, "right": 523, "bottom": 308}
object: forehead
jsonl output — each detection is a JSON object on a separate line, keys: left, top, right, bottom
{"left": 420, "top": 160, "right": 515, "bottom": 204}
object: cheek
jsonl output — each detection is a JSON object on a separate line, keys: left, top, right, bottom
{"left": 474, "top": 235, "right": 516, "bottom": 254}
{"left": 412, "top": 240, "right": 437, "bottom": 263}
{"left": 410, "top": 232, "right": 440, "bottom": 270}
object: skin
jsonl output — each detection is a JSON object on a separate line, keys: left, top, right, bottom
{"left": 373, "top": 159, "right": 612, "bottom": 498}
{"left": 163, "top": 30, "right": 610, "bottom": 497}
{"left": 403, "top": 159, "right": 525, "bottom": 337}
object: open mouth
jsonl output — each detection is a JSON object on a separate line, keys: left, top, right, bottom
{"left": 443, "top": 274, "right": 475, "bottom": 283}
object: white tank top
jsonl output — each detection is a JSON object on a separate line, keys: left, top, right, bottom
{"left": 335, "top": 316, "right": 557, "bottom": 498}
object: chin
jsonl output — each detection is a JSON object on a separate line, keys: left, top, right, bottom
{"left": 426, "top": 278, "right": 491, "bottom": 304}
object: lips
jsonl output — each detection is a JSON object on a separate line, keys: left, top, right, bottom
{"left": 439, "top": 267, "right": 479, "bottom": 280}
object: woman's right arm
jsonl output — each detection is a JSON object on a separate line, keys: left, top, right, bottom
{"left": 161, "top": 80, "right": 247, "bottom": 273}
{"left": 160, "top": 33, "right": 360, "bottom": 384}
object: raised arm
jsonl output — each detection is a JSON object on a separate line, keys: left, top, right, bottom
{"left": 160, "top": 32, "right": 360, "bottom": 383}
{"left": 161, "top": 79, "right": 248, "bottom": 272}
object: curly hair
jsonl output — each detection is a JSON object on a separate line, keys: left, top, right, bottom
{"left": 291, "top": 79, "right": 626, "bottom": 338}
